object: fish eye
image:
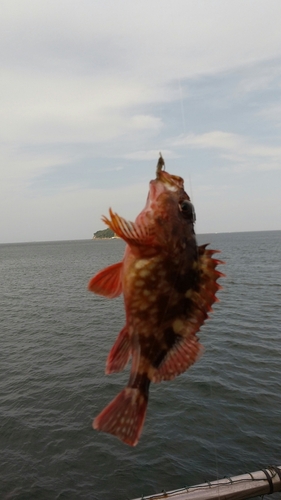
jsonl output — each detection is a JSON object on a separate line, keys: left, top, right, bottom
{"left": 179, "top": 200, "right": 196, "bottom": 222}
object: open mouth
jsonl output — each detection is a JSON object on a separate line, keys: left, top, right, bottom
{"left": 157, "top": 170, "right": 184, "bottom": 191}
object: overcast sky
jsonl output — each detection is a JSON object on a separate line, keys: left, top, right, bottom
{"left": 1, "top": 0, "right": 281, "bottom": 243}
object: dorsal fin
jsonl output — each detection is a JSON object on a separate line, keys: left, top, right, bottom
{"left": 102, "top": 209, "right": 154, "bottom": 246}
{"left": 153, "top": 245, "right": 224, "bottom": 382}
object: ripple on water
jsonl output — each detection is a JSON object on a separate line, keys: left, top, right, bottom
{"left": 0, "top": 233, "right": 281, "bottom": 499}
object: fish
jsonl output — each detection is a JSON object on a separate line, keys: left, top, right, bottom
{"left": 88, "top": 158, "right": 224, "bottom": 446}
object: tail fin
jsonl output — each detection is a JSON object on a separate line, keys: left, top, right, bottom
{"left": 93, "top": 388, "right": 148, "bottom": 446}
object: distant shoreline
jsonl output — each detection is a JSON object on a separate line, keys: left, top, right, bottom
{"left": 93, "top": 228, "right": 116, "bottom": 239}
{"left": 92, "top": 237, "right": 120, "bottom": 240}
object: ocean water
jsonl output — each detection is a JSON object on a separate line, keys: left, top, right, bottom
{"left": 0, "top": 231, "right": 280, "bottom": 500}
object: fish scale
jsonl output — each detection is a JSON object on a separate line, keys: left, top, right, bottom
{"left": 88, "top": 161, "right": 224, "bottom": 446}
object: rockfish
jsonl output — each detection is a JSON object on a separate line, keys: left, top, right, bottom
{"left": 89, "top": 160, "right": 223, "bottom": 446}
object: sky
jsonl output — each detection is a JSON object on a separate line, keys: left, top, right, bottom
{"left": 1, "top": 0, "right": 281, "bottom": 243}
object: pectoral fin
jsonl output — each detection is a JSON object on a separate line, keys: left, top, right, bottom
{"left": 88, "top": 261, "right": 123, "bottom": 298}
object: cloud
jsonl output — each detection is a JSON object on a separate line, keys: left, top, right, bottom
{"left": 122, "top": 149, "right": 177, "bottom": 161}
{"left": 234, "top": 59, "right": 281, "bottom": 95}
{"left": 0, "top": 181, "right": 149, "bottom": 244}
{"left": 174, "top": 131, "right": 281, "bottom": 172}
{"left": 258, "top": 104, "right": 281, "bottom": 125}
{"left": 2, "top": 1, "right": 281, "bottom": 79}
{"left": 1, "top": 68, "right": 168, "bottom": 145}
{"left": 2, "top": 2, "right": 281, "bottom": 151}
{"left": 175, "top": 131, "right": 243, "bottom": 150}
{"left": 130, "top": 115, "right": 163, "bottom": 132}
{"left": 1, "top": 1, "right": 281, "bottom": 242}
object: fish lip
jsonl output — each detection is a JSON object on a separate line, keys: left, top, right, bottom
{"left": 148, "top": 180, "right": 160, "bottom": 200}
{"left": 157, "top": 170, "right": 184, "bottom": 190}
{"left": 144, "top": 171, "right": 185, "bottom": 213}
{"left": 148, "top": 171, "right": 184, "bottom": 201}
{"left": 147, "top": 179, "right": 168, "bottom": 204}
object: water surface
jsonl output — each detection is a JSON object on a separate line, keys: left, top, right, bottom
{"left": 0, "top": 231, "right": 280, "bottom": 499}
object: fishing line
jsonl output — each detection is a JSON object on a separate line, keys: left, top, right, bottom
{"left": 150, "top": 84, "right": 199, "bottom": 373}
{"left": 208, "top": 360, "right": 220, "bottom": 486}
{"left": 178, "top": 78, "right": 186, "bottom": 135}
{"left": 177, "top": 76, "right": 220, "bottom": 484}
{"left": 177, "top": 78, "right": 194, "bottom": 205}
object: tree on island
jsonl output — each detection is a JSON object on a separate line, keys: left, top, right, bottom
{"left": 93, "top": 228, "right": 115, "bottom": 239}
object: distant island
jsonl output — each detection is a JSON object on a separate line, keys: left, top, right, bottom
{"left": 93, "top": 228, "right": 118, "bottom": 239}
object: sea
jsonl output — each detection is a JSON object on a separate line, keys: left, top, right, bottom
{"left": 0, "top": 230, "right": 280, "bottom": 500}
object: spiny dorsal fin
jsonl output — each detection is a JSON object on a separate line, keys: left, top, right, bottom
{"left": 102, "top": 209, "right": 153, "bottom": 246}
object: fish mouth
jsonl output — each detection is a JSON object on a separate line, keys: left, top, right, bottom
{"left": 156, "top": 170, "right": 184, "bottom": 191}
{"left": 146, "top": 170, "right": 186, "bottom": 209}
{"left": 147, "top": 170, "right": 185, "bottom": 206}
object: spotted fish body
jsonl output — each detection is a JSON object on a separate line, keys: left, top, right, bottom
{"left": 89, "top": 168, "right": 223, "bottom": 446}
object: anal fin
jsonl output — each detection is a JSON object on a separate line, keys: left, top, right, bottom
{"left": 106, "top": 326, "right": 131, "bottom": 374}
{"left": 152, "top": 334, "right": 203, "bottom": 383}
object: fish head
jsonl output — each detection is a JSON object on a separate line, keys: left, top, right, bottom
{"left": 136, "top": 170, "right": 196, "bottom": 248}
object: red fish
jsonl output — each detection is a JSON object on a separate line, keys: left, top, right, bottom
{"left": 89, "top": 163, "right": 223, "bottom": 446}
